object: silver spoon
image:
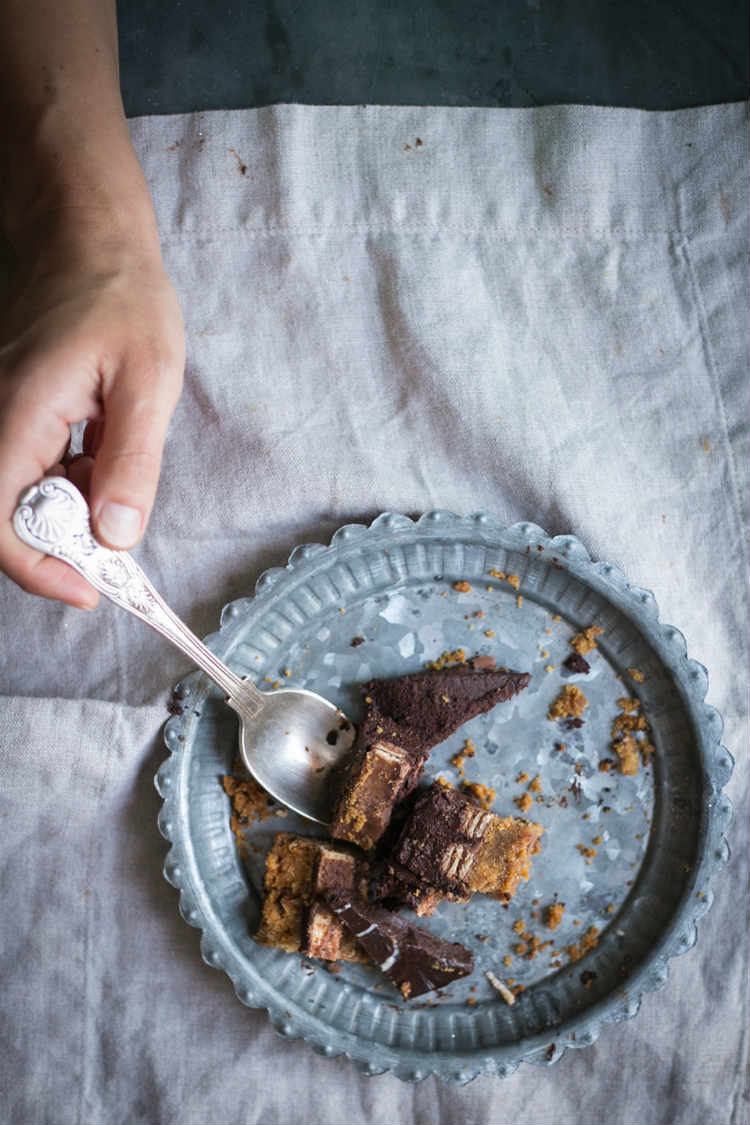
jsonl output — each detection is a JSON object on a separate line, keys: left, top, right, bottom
{"left": 13, "top": 476, "right": 355, "bottom": 824}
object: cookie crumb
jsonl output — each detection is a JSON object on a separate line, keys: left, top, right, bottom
{"left": 488, "top": 568, "right": 521, "bottom": 589}
{"left": 435, "top": 776, "right": 455, "bottom": 790}
{"left": 545, "top": 902, "right": 565, "bottom": 930}
{"left": 564, "top": 926, "right": 599, "bottom": 963}
{"left": 627, "top": 667, "right": 645, "bottom": 682}
{"left": 426, "top": 649, "right": 467, "bottom": 670}
{"left": 569, "top": 626, "right": 602, "bottom": 655}
{"left": 514, "top": 792, "right": 533, "bottom": 813}
{"left": 548, "top": 685, "right": 589, "bottom": 721}
{"left": 461, "top": 780, "right": 496, "bottom": 809}
{"left": 453, "top": 580, "right": 472, "bottom": 593}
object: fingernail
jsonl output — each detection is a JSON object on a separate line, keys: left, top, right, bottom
{"left": 74, "top": 598, "right": 98, "bottom": 612}
{"left": 97, "top": 501, "right": 142, "bottom": 548}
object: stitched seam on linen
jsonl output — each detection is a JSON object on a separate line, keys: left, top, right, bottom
{"left": 155, "top": 226, "right": 690, "bottom": 248}
{"left": 678, "top": 235, "right": 750, "bottom": 583}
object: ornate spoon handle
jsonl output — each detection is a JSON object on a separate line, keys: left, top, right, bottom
{"left": 12, "top": 477, "right": 264, "bottom": 720}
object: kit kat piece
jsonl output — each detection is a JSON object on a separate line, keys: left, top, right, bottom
{"left": 303, "top": 846, "right": 361, "bottom": 961}
{"left": 324, "top": 889, "right": 474, "bottom": 999}
{"left": 384, "top": 783, "right": 543, "bottom": 906}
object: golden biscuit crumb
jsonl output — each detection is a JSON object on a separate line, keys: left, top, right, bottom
{"left": 450, "top": 739, "right": 476, "bottom": 771}
{"left": 426, "top": 649, "right": 467, "bottom": 670}
{"left": 564, "top": 926, "right": 599, "bottom": 963}
{"left": 548, "top": 684, "right": 589, "bottom": 721}
{"left": 461, "top": 780, "right": 496, "bottom": 809}
{"left": 515, "top": 792, "right": 533, "bottom": 813}
{"left": 613, "top": 734, "right": 640, "bottom": 775}
{"left": 627, "top": 667, "right": 645, "bottom": 683}
{"left": 545, "top": 902, "right": 565, "bottom": 930}
{"left": 570, "top": 626, "right": 602, "bottom": 655}
{"left": 453, "top": 580, "right": 472, "bottom": 593}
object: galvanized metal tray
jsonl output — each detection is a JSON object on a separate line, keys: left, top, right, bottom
{"left": 155, "top": 512, "right": 733, "bottom": 1082}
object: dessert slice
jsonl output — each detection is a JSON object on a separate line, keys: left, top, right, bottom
{"left": 380, "top": 783, "right": 543, "bottom": 909}
{"left": 324, "top": 888, "right": 474, "bottom": 999}
{"left": 255, "top": 834, "right": 367, "bottom": 962}
{"left": 330, "top": 663, "right": 531, "bottom": 850}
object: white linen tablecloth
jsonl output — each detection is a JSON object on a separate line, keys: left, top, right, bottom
{"left": 1, "top": 102, "right": 748, "bottom": 1125}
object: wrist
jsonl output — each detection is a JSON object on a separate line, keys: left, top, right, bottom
{"left": 2, "top": 112, "right": 162, "bottom": 267}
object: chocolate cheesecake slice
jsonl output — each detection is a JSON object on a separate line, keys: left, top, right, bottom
{"left": 324, "top": 889, "right": 474, "bottom": 999}
{"left": 330, "top": 663, "right": 531, "bottom": 850}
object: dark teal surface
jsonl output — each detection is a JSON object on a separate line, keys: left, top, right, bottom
{"left": 118, "top": 0, "right": 748, "bottom": 117}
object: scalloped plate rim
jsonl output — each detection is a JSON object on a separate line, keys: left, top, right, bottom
{"left": 155, "top": 509, "right": 733, "bottom": 1082}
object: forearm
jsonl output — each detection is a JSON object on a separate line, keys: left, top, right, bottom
{"left": 0, "top": 0, "right": 160, "bottom": 261}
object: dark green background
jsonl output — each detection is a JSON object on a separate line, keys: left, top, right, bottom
{"left": 118, "top": 0, "right": 748, "bottom": 116}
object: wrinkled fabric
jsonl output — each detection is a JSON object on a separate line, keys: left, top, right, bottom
{"left": 0, "top": 103, "right": 748, "bottom": 1125}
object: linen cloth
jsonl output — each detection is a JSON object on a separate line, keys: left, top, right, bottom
{"left": 0, "top": 103, "right": 748, "bottom": 1125}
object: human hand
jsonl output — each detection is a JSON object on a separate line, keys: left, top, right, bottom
{"left": 0, "top": 237, "right": 184, "bottom": 609}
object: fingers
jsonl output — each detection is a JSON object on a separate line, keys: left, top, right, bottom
{"left": 0, "top": 383, "right": 100, "bottom": 608}
{"left": 0, "top": 516, "right": 100, "bottom": 609}
{"left": 89, "top": 351, "right": 182, "bottom": 549}
{"left": 67, "top": 454, "right": 94, "bottom": 496}
{"left": 82, "top": 417, "right": 104, "bottom": 458}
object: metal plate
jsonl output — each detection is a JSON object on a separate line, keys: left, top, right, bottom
{"left": 155, "top": 511, "right": 733, "bottom": 1082}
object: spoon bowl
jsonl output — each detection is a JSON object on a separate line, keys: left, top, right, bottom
{"left": 239, "top": 687, "right": 354, "bottom": 823}
{"left": 13, "top": 476, "right": 355, "bottom": 824}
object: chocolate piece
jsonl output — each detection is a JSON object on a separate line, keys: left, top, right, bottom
{"left": 374, "top": 861, "right": 445, "bottom": 917}
{"left": 324, "top": 889, "right": 474, "bottom": 998}
{"left": 303, "top": 847, "right": 360, "bottom": 961}
{"left": 564, "top": 653, "right": 590, "bottom": 675}
{"left": 389, "top": 784, "right": 492, "bottom": 898}
{"left": 330, "top": 735, "right": 420, "bottom": 851}
{"left": 383, "top": 783, "right": 543, "bottom": 907}
{"left": 363, "top": 665, "right": 531, "bottom": 749}
{"left": 330, "top": 665, "right": 531, "bottom": 849}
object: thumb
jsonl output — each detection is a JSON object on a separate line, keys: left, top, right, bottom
{"left": 89, "top": 362, "right": 181, "bottom": 549}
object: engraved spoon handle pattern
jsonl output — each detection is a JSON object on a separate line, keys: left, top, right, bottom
{"left": 13, "top": 477, "right": 264, "bottom": 720}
